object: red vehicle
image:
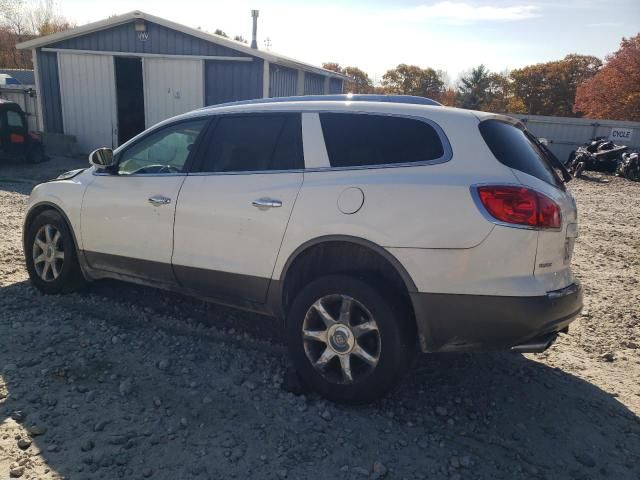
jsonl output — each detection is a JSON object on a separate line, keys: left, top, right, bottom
{"left": 0, "top": 99, "right": 45, "bottom": 163}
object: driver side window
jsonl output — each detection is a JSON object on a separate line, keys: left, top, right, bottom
{"left": 117, "top": 119, "right": 207, "bottom": 175}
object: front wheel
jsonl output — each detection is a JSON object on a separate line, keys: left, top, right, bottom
{"left": 286, "top": 275, "right": 415, "bottom": 404}
{"left": 24, "top": 209, "right": 86, "bottom": 294}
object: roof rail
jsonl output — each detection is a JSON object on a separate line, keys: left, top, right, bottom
{"left": 205, "top": 94, "right": 442, "bottom": 109}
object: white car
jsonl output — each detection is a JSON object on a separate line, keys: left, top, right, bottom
{"left": 23, "top": 95, "right": 582, "bottom": 404}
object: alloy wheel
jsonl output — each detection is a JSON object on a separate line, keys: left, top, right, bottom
{"left": 302, "top": 294, "right": 381, "bottom": 384}
{"left": 32, "top": 224, "right": 65, "bottom": 282}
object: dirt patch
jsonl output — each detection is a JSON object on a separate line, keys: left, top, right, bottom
{"left": 1, "top": 157, "right": 639, "bottom": 479}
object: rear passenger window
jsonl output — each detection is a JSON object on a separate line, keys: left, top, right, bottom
{"left": 479, "top": 119, "right": 562, "bottom": 187}
{"left": 319, "top": 113, "right": 445, "bottom": 168}
{"left": 198, "top": 114, "right": 303, "bottom": 172}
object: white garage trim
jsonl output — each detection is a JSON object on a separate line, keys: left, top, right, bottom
{"left": 42, "top": 48, "right": 253, "bottom": 62}
{"left": 31, "top": 49, "right": 45, "bottom": 131}
{"left": 263, "top": 60, "right": 270, "bottom": 98}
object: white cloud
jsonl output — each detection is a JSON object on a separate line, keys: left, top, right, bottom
{"left": 586, "top": 22, "right": 623, "bottom": 27}
{"left": 378, "top": 2, "right": 541, "bottom": 25}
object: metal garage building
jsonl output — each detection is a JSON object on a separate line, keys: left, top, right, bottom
{"left": 17, "top": 10, "right": 345, "bottom": 153}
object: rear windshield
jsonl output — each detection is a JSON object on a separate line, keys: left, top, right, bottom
{"left": 479, "top": 119, "right": 563, "bottom": 188}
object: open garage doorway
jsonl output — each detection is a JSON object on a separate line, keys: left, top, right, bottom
{"left": 115, "top": 57, "right": 145, "bottom": 146}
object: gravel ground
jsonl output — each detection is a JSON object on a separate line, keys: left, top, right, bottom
{"left": 0, "top": 156, "right": 639, "bottom": 480}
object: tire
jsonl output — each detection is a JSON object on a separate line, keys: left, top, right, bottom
{"left": 286, "top": 275, "right": 415, "bottom": 404}
{"left": 27, "top": 144, "right": 46, "bottom": 164}
{"left": 24, "top": 209, "right": 86, "bottom": 294}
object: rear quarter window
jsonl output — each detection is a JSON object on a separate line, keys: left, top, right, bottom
{"left": 479, "top": 119, "right": 562, "bottom": 187}
{"left": 319, "top": 113, "right": 445, "bottom": 168}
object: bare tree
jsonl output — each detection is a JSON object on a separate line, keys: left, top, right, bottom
{"left": 0, "top": 0, "right": 72, "bottom": 68}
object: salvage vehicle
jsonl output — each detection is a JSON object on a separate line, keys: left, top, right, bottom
{"left": 0, "top": 99, "right": 45, "bottom": 164}
{"left": 566, "top": 137, "right": 629, "bottom": 177}
{"left": 22, "top": 95, "right": 583, "bottom": 404}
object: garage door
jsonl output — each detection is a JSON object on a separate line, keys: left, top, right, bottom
{"left": 143, "top": 58, "right": 204, "bottom": 128}
{"left": 57, "top": 52, "right": 117, "bottom": 153}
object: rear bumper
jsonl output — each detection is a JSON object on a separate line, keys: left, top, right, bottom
{"left": 411, "top": 282, "right": 583, "bottom": 352}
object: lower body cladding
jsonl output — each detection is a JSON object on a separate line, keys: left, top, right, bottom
{"left": 411, "top": 282, "right": 583, "bottom": 353}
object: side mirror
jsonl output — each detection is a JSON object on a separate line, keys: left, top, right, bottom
{"left": 89, "top": 147, "right": 115, "bottom": 169}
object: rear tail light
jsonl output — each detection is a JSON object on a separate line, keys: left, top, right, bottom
{"left": 474, "top": 185, "right": 561, "bottom": 229}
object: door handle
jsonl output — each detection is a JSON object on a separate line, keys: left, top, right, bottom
{"left": 148, "top": 195, "right": 172, "bottom": 206}
{"left": 252, "top": 198, "right": 282, "bottom": 209}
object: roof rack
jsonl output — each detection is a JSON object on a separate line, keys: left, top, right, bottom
{"left": 206, "top": 94, "right": 442, "bottom": 109}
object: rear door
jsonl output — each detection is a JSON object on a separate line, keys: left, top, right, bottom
{"left": 172, "top": 113, "right": 304, "bottom": 304}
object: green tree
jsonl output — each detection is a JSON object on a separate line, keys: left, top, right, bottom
{"left": 457, "top": 65, "right": 491, "bottom": 110}
{"left": 214, "top": 29, "right": 228, "bottom": 38}
{"left": 381, "top": 64, "right": 445, "bottom": 100}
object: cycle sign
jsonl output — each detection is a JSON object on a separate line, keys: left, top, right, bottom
{"left": 609, "top": 128, "right": 633, "bottom": 143}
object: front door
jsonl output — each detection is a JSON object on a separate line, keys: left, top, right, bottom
{"left": 81, "top": 118, "right": 208, "bottom": 283}
{"left": 172, "top": 113, "right": 304, "bottom": 304}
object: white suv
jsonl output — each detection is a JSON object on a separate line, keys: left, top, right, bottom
{"left": 23, "top": 95, "right": 582, "bottom": 404}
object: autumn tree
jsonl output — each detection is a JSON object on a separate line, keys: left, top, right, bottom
{"left": 574, "top": 34, "right": 640, "bottom": 121}
{"left": 322, "top": 62, "right": 375, "bottom": 93}
{"left": 0, "top": 0, "right": 72, "bottom": 68}
{"left": 322, "top": 62, "right": 342, "bottom": 73}
{"left": 510, "top": 54, "right": 602, "bottom": 116}
{"left": 439, "top": 88, "right": 458, "bottom": 107}
{"left": 381, "top": 64, "right": 445, "bottom": 100}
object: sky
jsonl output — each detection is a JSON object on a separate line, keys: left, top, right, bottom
{"left": 55, "top": 0, "right": 640, "bottom": 84}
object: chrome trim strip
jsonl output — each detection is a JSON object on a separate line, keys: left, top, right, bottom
{"left": 92, "top": 171, "right": 186, "bottom": 177}
{"left": 93, "top": 110, "right": 452, "bottom": 176}
{"left": 469, "top": 184, "right": 563, "bottom": 232}
{"left": 190, "top": 111, "right": 452, "bottom": 174}
{"left": 547, "top": 282, "right": 580, "bottom": 299}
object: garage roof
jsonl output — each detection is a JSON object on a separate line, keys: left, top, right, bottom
{"left": 17, "top": 10, "right": 348, "bottom": 80}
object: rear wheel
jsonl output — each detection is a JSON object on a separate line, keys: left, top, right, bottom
{"left": 286, "top": 275, "right": 414, "bottom": 404}
{"left": 24, "top": 210, "right": 86, "bottom": 294}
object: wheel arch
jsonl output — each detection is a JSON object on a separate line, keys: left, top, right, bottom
{"left": 23, "top": 201, "right": 80, "bottom": 254}
{"left": 271, "top": 235, "right": 418, "bottom": 320}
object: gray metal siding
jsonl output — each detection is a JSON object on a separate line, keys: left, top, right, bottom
{"left": 269, "top": 65, "right": 297, "bottom": 97}
{"left": 510, "top": 114, "right": 640, "bottom": 162}
{"left": 329, "top": 78, "right": 343, "bottom": 94}
{"left": 36, "top": 49, "right": 63, "bottom": 133}
{"left": 205, "top": 59, "right": 263, "bottom": 105}
{"left": 304, "top": 72, "right": 324, "bottom": 95}
{"left": 49, "top": 21, "right": 247, "bottom": 57}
